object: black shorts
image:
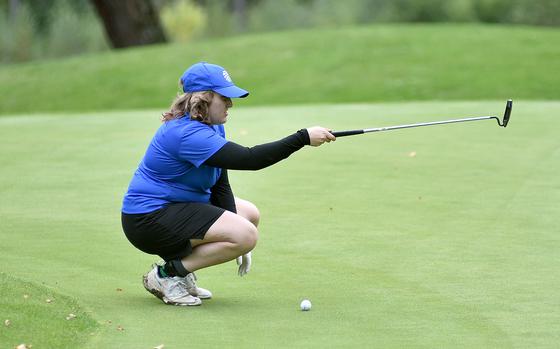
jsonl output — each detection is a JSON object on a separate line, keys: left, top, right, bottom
{"left": 121, "top": 202, "right": 225, "bottom": 261}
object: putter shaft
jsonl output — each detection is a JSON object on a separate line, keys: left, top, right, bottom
{"left": 362, "top": 116, "right": 497, "bottom": 133}
{"left": 330, "top": 100, "right": 512, "bottom": 138}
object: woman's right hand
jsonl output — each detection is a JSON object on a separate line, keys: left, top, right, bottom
{"left": 306, "top": 126, "right": 336, "bottom": 147}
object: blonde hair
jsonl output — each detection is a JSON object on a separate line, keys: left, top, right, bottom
{"left": 161, "top": 91, "right": 214, "bottom": 123}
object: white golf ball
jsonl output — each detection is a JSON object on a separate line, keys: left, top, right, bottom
{"left": 300, "top": 299, "right": 312, "bottom": 311}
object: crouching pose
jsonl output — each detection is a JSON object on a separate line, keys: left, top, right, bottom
{"left": 121, "top": 62, "right": 335, "bottom": 306}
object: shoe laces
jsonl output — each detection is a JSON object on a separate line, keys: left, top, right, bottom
{"left": 178, "top": 273, "right": 198, "bottom": 291}
{"left": 164, "top": 277, "right": 192, "bottom": 298}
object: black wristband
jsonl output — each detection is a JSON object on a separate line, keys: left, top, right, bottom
{"left": 297, "top": 129, "right": 311, "bottom": 146}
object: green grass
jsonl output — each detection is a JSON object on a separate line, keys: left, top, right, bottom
{"left": 1, "top": 101, "right": 559, "bottom": 348}
{"left": 0, "top": 273, "right": 99, "bottom": 348}
{"left": 1, "top": 23, "right": 559, "bottom": 114}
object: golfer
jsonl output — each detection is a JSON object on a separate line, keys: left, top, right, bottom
{"left": 121, "top": 62, "right": 335, "bottom": 306}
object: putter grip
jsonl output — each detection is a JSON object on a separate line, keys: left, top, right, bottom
{"left": 330, "top": 130, "right": 364, "bottom": 137}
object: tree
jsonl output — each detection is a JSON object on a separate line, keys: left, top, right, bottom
{"left": 8, "top": 0, "right": 20, "bottom": 23}
{"left": 90, "top": 0, "right": 167, "bottom": 48}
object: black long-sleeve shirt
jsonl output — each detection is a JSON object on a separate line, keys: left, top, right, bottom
{"left": 206, "top": 129, "right": 310, "bottom": 212}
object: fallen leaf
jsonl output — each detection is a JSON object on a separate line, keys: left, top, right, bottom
{"left": 154, "top": 345, "right": 165, "bottom": 349}
{"left": 16, "top": 344, "right": 29, "bottom": 349}
{"left": 4, "top": 319, "right": 10, "bottom": 327}
{"left": 116, "top": 325, "right": 124, "bottom": 331}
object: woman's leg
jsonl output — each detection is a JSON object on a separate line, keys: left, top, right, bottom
{"left": 234, "top": 197, "right": 260, "bottom": 228}
{"left": 181, "top": 198, "right": 260, "bottom": 272}
{"left": 182, "top": 211, "right": 256, "bottom": 271}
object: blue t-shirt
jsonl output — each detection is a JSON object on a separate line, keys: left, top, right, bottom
{"left": 122, "top": 116, "right": 228, "bottom": 214}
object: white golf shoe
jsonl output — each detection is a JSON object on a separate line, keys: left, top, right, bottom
{"left": 142, "top": 266, "right": 201, "bottom": 306}
{"left": 183, "top": 273, "right": 212, "bottom": 299}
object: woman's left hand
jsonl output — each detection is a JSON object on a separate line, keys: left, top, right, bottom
{"left": 236, "top": 252, "right": 252, "bottom": 276}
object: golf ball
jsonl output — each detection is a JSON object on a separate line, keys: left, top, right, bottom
{"left": 300, "top": 299, "right": 312, "bottom": 311}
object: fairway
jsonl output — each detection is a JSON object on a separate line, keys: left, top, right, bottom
{"left": 1, "top": 101, "right": 559, "bottom": 348}
{"left": 1, "top": 24, "right": 559, "bottom": 114}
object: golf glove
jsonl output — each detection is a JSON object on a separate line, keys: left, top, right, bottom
{"left": 236, "top": 252, "right": 252, "bottom": 276}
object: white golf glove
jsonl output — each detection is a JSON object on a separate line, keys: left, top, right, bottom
{"left": 236, "top": 251, "right": 252, "bottom": 276}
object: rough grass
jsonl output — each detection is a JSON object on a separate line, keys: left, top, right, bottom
{"left": 0, "top": 23, "right": 559, "bottom": 114}
{"left": 0, "top": 101, "right": 559, "bottom": 348}
{"left": 0, "top": 273, "right": 99, "bottom": 348}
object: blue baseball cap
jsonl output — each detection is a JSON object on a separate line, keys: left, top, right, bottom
{"left": 180, "top": 62, "right": 249, "bottom": 98}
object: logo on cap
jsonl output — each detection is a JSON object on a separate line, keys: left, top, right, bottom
{"left": 222, "top": 70, "right": 232, "bottom": 82}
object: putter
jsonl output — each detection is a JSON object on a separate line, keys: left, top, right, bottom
{"left": 330, "top": 99, "right": 512, "bottom": 137}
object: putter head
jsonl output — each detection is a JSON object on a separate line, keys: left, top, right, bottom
{"left": 502, "top": 99, "right": 512, "bottom": 127}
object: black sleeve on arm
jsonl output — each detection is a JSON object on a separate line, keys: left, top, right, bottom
{"left": 204, "top": 129, "right": 310, "bottom": 170}
{"left": 210, "top": 169, "right": 237, "bottom": 213}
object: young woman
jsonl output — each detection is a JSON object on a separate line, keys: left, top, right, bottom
{"left": 121, "top": 62, "right": 335, "bottom": 306}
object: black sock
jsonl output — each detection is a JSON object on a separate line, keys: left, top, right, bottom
{"left": 157, "top": 265, "right": 170, "bottom": 278}
{"left": 159, "top": 259, "right": 191, "bottom": 278}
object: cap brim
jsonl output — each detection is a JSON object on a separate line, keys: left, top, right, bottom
{"left": 214, "top": 85, "right": 249, "bottom": 98}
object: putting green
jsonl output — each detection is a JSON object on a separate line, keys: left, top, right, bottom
{"left": 1, "top": 101, "right": 558, "bottom": 348}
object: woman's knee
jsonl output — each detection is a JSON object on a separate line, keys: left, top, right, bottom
{"left": 202, "top": 211, "right": 258, "bottom": 251}
{"left": 235, "top": 198, "right": 260, "bottom": 227}
{"left": 248, "top": 204, "right": 260, "bottom": 227}
{"left": 237, "top": 222, "right": 258, "bottom": 252}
